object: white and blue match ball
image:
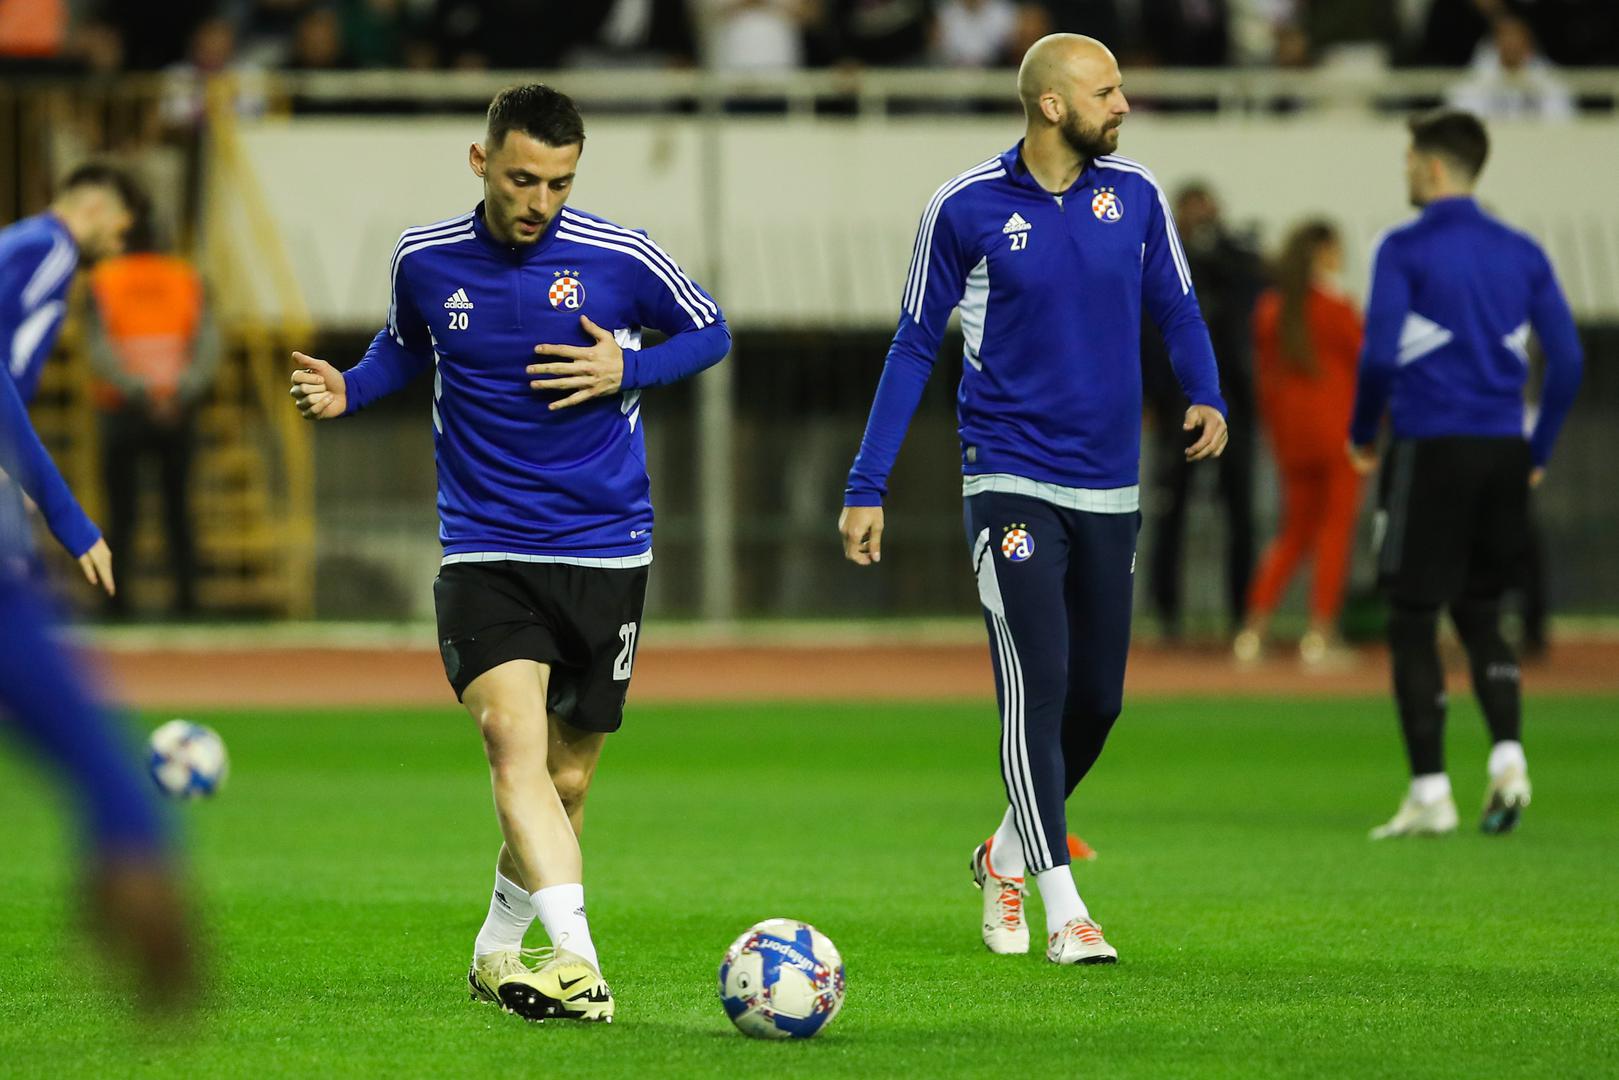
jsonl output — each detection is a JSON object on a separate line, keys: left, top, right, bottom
{"left": 147, "top": 719, "right": 229, "bottom": 800}
{"left": 718, "top": 918, "right": 845, "bottom": 1039}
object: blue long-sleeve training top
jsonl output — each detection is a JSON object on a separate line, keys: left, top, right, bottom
{"left": 340, "top": 202, "right": 730, "bottom": 563}
{"left": 0, "top": 353, "right": 99, "bottom": 563}
{"left": 845, "top": 143, "right": 1225, "bottom": 509}
{"left": 1350, "top": 196, "right": 1583, "bottom": 467}
{"left": 0, "top": 212, "right": 79, "bottom": 405}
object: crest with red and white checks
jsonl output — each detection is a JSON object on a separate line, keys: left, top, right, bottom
{"left": 549, "top": 270, "right": 586, "bottom": 311}
{"left": 1001, "top": 525, "right": 1034, "bottom": 562}
{"left": 1090, "top": 187, "right": 1123, "bottom": 222}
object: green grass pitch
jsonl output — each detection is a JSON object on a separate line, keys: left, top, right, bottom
{"left": 2, "top": 695, "right": 1616, "bottom": 1078}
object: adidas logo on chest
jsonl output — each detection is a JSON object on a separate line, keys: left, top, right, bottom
{"left": 443, "top": 288, "right": 474, "bottom": 310}
{"left": 1001, "top": 213, "right": 1033, "bottom": 235}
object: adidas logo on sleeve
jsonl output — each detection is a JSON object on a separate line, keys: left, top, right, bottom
{"left": 444, "top": 288, "right": 475, "bottom": 310}
{"left": 1001, "top": 213, "right": 1032, "bottom": 235}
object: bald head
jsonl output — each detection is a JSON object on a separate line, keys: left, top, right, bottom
{"left": 1017, "top": 34, "right": 1129, "bottom": 161}
{"left": 1017, "top": 34, "right": 1117, "bottom": 121}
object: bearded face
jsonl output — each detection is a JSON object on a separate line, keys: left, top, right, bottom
{"left": 1058, "top": 102, "right": 1121, "bottom": 159}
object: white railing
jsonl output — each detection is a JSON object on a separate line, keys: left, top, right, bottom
{"left": 276, "top": 66, "right": 1619, "bottom": 115}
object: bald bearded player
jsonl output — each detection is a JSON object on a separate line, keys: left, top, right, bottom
{"left": 839, "top": 35, "right": 1228, "bottom": 965}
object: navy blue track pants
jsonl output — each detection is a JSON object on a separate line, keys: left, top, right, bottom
{"left": 965, "top": 491, "right": 1138, "bottom": 873}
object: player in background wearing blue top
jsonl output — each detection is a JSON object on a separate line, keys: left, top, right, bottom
{"left": 0, "top": 162, "right": 142, "bottom": 592}
{"left": 288, "top": 85, "right": 729, "bottom": 1022}
{"left": 839, "top": 35, "right": 1228, "bottom": 965}
{"left": 1, "top": 339, "right": 196, "bottom": 1007}
{"left": 1350, "top": 110, "right": 1582, "bottom": 840}
{"left": 2, "top": 163, "right": 144, "bottom": 406}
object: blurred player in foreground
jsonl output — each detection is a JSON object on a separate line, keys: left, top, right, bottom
{"left": 840, "top": 34, "right": 1227, "bottom": 964}
{"left": 289, "top": 84, "right": 729, "bottom": 1022}
{"left": 1, "top": 354, "right": 195, "bottom": 1008}
{"left": 1350, "top": 110, "right": 1582, "bottom": 839}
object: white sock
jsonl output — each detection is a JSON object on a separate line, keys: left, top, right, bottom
{"left": 1488, "top": 740, "right": 1527, "bottom": 779}
{"left": 473, "top": 871, "right": 534, "bottom": 958}
{"left": 1409, "top": 772, "right": 1453, "bottom": 805}
{"left": 988, "top": 807, "right": 1026, "bottom": 879}
{"left": 1035, "top": 866, "right": 1089, "bottom": 936}
{"left": 534, "top": 883, "right": 599, "bottom": 972}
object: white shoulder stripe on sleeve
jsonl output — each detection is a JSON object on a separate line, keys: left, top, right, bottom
{"left": 21, "top": 236, "right": 77, "bottom": 311}
{"left": 1096, "top": 156, "right": 1191, "bottom": 294}
{"left": 390, "top": 213, "right": 475, "bottom": 283}
{"left": 555, "top": 227, "right": 708, "bottom": 329}
{"left": 902, "top": 157, "right": 1002, "bottom": 313}
{"left": 559, "top": 210, "right": 717, "bottom": 318}
{"left": 11, "top": 301, "right": 66, "bottom": 377}
{"left": 388, "top": 229, "right": 475, "bottom": 341}
{"left": 903, "top": 158, "right": 1005, "bottom": 323}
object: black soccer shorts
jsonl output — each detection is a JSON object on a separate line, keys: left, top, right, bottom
{"left": 432, "top": 559, "right": 649, "bottom": 733}
{"left": 1375, "top": 436, "right": 1530, "bottom": 606}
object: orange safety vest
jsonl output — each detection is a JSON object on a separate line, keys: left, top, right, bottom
{"left": 0, "top": 0, "right": 65, "bottom": 57}
{"left": 90, "top": 254, "right": 205, "bottom": 408}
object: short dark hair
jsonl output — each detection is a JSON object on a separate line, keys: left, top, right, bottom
{"left": 486, "top": 84, "right": 585, "bottom": 151}
{"left": 1407, "top": 108, "right": 1489, "bottom": 181}
{"left": 60, "top": 161, "right": 147, "bottom": 215}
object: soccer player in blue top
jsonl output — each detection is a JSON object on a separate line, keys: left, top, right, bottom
{"left": 2, "top": 163, "right": 143, "bottom": 405}
{"left": 2, "top": 352, "right": 196, "bottom": 1007}
{"left": 1349, "top": 110, "right": 1582, "bottom": 840}
{"left": 839, "top": 35, "right": 1228, "bottom": 965}
{"left": 288, "top": 85, "right": 729, "bottom": 1022}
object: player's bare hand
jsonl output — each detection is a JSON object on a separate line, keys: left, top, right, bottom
{"left": 78, "top": 537, "right": 115, "bottom": 597}
{"left": 1184, "top": 404, "right": 1228, "bottom": 461}
{"left": 1529, "top": 466, "right": 1545, "bottom": 489}
{"left": 528, "top": 315, "right": 623, "bottom": 411}
{"left": 1347, "top": 442, "right": 1379, "bottom": 476}
{"left": 839, "top": 505, "right": 884, "bottom": 566}
{"left": 290, "top": 352, "right": 347, "bottom": 420}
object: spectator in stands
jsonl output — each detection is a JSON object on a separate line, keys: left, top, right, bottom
{"left": 1272, "top": 21, "right": 1312, "bottom": 68}
{"left": 930, "top": 0, "right": 1021, "bottom": 67}
{"left": 87, "top": 222, "right": 220, "bottom": 618}
{"left": 1143, "top": 182, "right": 1263, "bottom": 640}
{"left": 286, "top": 5, "right": 351, "bottom": 70}
{"left": 696, "top": 0, "right": 819, "bottom": 71}
{"left": 1448, "top": 14, "right": 1574, "bottom": 121}
{"left": 827, "top": 0, "right": 930, "bottom": 65}
{"left": 161, "top": 17, "right": 267, "bottom": 129}
{"left": 1234, "top": 220, "right": 1362, "bottom": 666}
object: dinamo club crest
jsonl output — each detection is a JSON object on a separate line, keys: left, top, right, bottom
{"left": 549, "top": 270, "right": 586, "bottom": 311}
{"left": 1091, "top": 187, "right": 1123, "bottom": 222}
{"left": 1001, "top": 525, "right": 1035, "bottom": 563}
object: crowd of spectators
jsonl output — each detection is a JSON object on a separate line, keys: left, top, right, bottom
{"left": 0, "top": 0, "right": 1614, "bottom": 80}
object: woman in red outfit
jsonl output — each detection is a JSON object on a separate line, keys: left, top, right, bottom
{"left": 1235, "top": 221, "right": 1364, "bottom": 665}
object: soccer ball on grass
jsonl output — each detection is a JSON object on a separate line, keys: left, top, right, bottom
{"left": 718, "top": 918, "right": 845, "bottom": 1039}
